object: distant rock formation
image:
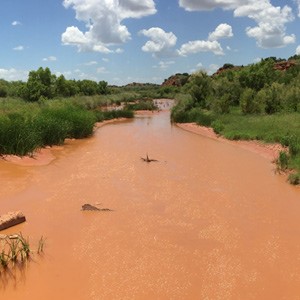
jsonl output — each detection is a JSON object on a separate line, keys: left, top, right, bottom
{"left": 162, "top": 73, "right": 190, "bottom": 87}
{"left": 0, "top": 211, "right": 26, "bottom": 231}
{"left": 213, "top": 64, "right": 242, "bottom": 76}
{"left": 274, "top": 60, "right": 296, "bottom": 71}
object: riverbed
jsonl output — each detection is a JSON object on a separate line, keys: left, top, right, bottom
{"left": 0, "top": 108, "right": 300, "bottom": 299}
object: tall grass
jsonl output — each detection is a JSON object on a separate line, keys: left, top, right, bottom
{"left": 0, "top": 233, "right": 44, "bottom": 271}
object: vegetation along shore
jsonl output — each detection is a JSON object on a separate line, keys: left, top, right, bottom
{"left": 0, "top": 55, "right": 300, "bottom": 184}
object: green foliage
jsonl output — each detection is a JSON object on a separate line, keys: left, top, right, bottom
{"left": 211, "top": 120, "right": 224, "bottom": 134}
{"left": 124, "top": 99, "right": 158, "bottom": 111}
{"left": 0, "top": 113, "right": 42, "bottom": 156}
{"left": 23, "top": 67, "right": 55, "bottom": 101}
{"left": 240, "top": 88, "right": 257, "bottom": 114}
{"left": 98, "top": 80, "right": 108, "bottom": 95}
{"left": 94, "top": 109, "right": 134, "bottom": 122}
{"left": 186, "top": 71, "right": 212, "bottom": 108}
{"left": 288, "top": 173, "right": 300, "bottom": 185}
{"left": 277, "top": 151, "right": 289, "bottom": 171}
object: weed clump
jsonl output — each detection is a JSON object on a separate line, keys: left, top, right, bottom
{"left": 0, "top": 233, "right": 44, "bottom": 272}
{"left": 288, "top": 173, "right": 300, "bottom": 185}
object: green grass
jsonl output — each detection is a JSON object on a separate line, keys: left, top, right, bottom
{"left": 0, "top": 96, "right": 137, "bottom": 156}
{"left": 124, "top": 99, "right": 158, "bottom": 111}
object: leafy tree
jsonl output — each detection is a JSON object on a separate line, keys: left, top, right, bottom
{"left": 98, "top": 80, "right": 108, "bottom": 95}
{"left": 78, "top": 80, "right": 98, "bottom": 96}
{"left": 23, "top": 67, "right": 56, "bottom": 101}
{"left": 187, "top": 71, "right": 212, "bottom": 108}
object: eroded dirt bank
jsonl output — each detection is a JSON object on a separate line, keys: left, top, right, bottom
{"left": 1, "top": 110, "right": 300, "bottom": 299}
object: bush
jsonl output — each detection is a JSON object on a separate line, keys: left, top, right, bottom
{"left": 288, "top": 173, "right": 300, "bottom": 185}
{"left": 276, "top": 151, "right": 289, "bottom": 171}
{"left": 212, "top": 120, "right": 225, "bottom": 134}
{"left": 0, "top": 113, "right": 41, "bottom": 156}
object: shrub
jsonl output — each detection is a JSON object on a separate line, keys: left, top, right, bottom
{"left": 288, "top": 173, "right": 300, "bottom": 185}
{"left": 212, "top": 120, "right": 225, "bottom": 134}
{"left": 0, "top": 113, "right": 41, "bottom": 156}
{"left": 276, "top": 151, "right": 289, "bottom": 171}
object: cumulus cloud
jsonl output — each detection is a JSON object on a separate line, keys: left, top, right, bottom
{"left": 12, "top": 21, "right": 22, "bottom": 26}
{"left": 153, "top": 61, "right": 175, "bottom": 70}
{"left": 296, "top": 45, "right": 300, "bottom": 55}
{"left": 178, "top": 40, "right": 224, "bottom": 56}
{"left": 179, "top": 0, "right": 296, "bottom": 49}
{"left": 13, "top": 45, "right": 24, "bottom": 51}
{"left": 83, "top": 61, "right": 98, "bottom": 66}
{"left": 0, "top": 68, "right": 28, "bottom": 81}
{"left": 234, "top": 1, "right": 295, "bottom": 48}
{"left": 140, "top": 27, "right": 177, "bottom": 57}
{"left": 62, "top": 0, "right": 156, "bottom": 52}
{"left": 43, "top": 56, "right": 57, "bottom": 61}
{"left": 97, "top": 67, "right": 108, "bottom": 73}
{"left": 179, "top": 0, "right": 248, "bottom": 11}
{"left": 208, "top": 23, "right": 233, "bottom": 41}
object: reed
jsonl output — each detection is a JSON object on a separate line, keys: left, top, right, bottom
{"left": 0, "top": 234, "right": 44, "bottom": 272}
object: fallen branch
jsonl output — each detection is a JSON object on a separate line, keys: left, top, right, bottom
{"left": 141, "top": 154, "right": 158, "bottom": 163}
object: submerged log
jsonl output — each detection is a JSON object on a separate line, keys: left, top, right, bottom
{"left": 0, "top": 211, "right": 26, "bottom": 231}
{"left": 141, "top": 154, "right": 158, "bottom": 163}
{"left": 81, "top": 204, "right": 112, "bottom": 211}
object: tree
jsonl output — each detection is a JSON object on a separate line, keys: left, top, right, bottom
{"left": 187, "top": 71, "right": 212, "bottom": 108}
{"left": 23, "top": 67, "right": 56, "bottom": 101}
{"left": 98, "top": 80, "right": 108, "bottom": 95}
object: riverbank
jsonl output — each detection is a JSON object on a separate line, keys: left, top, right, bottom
{"left": 1, "top": 118, "right": 131, "bottom": 167}
{"left": 176, "top": 122, "right": 286, "bottom": 162}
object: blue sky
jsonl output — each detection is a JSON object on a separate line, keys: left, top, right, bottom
{"left": 1, "top": 0, "right": 300, "bottom": 85}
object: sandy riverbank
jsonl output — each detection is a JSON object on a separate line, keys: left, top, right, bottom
{"left": 176, "top": 122, "right": 286, "bottom": 162}
{"left": 1, "top": 118, "right": 131, "bottom": 167}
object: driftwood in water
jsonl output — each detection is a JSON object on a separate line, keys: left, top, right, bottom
{"left": 0, "top": 211, "right": 26, "bottom": 231}
{"left": 81, "top": 204, "right": 112, "bottom": 212}
{"left": 141, "top": 154, "right": 158, "bottom": 163}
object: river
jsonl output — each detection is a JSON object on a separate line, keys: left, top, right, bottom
{"left": 0, "top": 107, "right": 300, "bottom": 299}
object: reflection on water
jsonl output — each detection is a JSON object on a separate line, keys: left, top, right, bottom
{"left": 0, "top": 108, "right": 300, "bottom": 299}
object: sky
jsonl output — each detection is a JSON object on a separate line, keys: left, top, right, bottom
{"left": 1, "top": 0, "right": 300, "bottom": 85}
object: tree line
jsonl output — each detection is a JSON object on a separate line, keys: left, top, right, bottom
{"left": 0, "top": 67, "right": 109, "bottom": 101}
{"left": 172, "top": 55, "right": 300, "bottom": 121}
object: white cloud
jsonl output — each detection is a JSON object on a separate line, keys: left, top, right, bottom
{"left": 207, "top": 64, "right": 219, "bottom": 75}
{"left": 208, "top": 23, "right": 233, "bottom": 41}
{"left": 12, "top": 21, "right": 22, "bottom": 26}
{"left": 61, "top": 26, "right": 112, "bottom": 53}
{"left": 253, "top": 57, "right": 262, "bottom": 63}
{"left": 102, "top": 58, "right": 109, "bottom": 63}
{"left": 13, "top": 45, "right": 24, "bottom": 51}
{"left": 62, "top": 0, "right": 156, "bottom": 52}
{"left": 179, "top": 0, "right": 296, "bottom": 49}
{"left": 115, "top": 48, "right": 124, "bottom": 54}
{"left": 179, "top": 0, "right": 248, "bottom": 11}
{"left": 178, "top": 40, "right": 224, "bottom": 56}
{"left": 84, "top": 61, "right": 98, "bottom": 66}
{"left": 296, "top": 45, "right": 300, "bottom": 55}
{"left": 153, "top": 61, "right": 175, "bottom": 70}
{"left": 140, "top": 27, "right": 177, "bottom": 57}
{"left": 43, "top": 56, "right": 57, "bottom": 61}
{"left": 97, "top": 67, "right": 108, "bottom": 73}
{"left": 235, "top": 2, "right": 295, "bottom": 48}
{"left": 0, "top": 68, "right": 28, "bottom": 81}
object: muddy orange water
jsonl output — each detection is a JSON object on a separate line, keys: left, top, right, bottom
{"left": 1, "top": 109, "right": 300, "bottom": 300}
